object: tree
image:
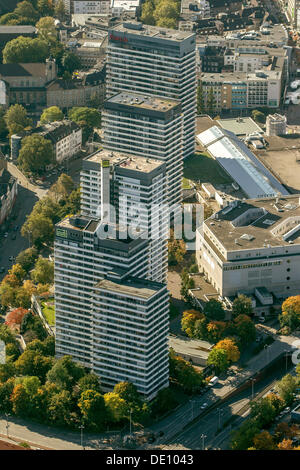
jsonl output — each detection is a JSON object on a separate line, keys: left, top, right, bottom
{"left": 78, "top": 389, "right": 107, "bottom": 430}
{"left": 37, "top": 0, "right": 54, "bottom": 16}
{"left": 10, "top": 383, "right": 30, "bottom": 417}
{"left": 250, "top": 397, "right": 277, "bottom": 427}
{"left": 22, "top": 212, "right": 54, "bottom": 247}
{"left": 31, "top": 257, "right": 54, "bottom": 285}
{"left": 4, "top": 104, "right": 32, "bottom": 136}
{"left": 203, "top": 299, "right": 225, "bottom": 321}
{"left": 230, "top": 418, "right": 260, "bottom": 450}
{"left": 46, "top": 356, "right": 85, "bottom": 391}
{"left": 206, "top": 321, "right": 227, "bottom": 343}
{"left": 50, "top": 173, "right": 75, "bottom": 200}
{"left": 153, "top": 0, "right": 179, "bottom": 27}
{"left": 0, "top": 363, "right": 16, "bottom": 383}
{"left": 279, "top": 296, "right": 300, "bottom": 332}
{"left": 169, "top": 348, "right": 204, "bottom": 393}
{"left": 0, "top": 378, "right": 14, "bottom": 413}
{"left": 18, "top": 135, "right": 54, "bottom": 175}
{"left": 40, "top": 106, "right": 64, "bottom": 124}
{"left": 62, "top": 52, "right": 82, "bottom": 74}
{"left": 76, "top": 373, "right": 102, "bottom": 395}
{"left": 0, "top": 282, "right": 16, "bottom": 307}
{"left": 181, "top": 309, "right": 204, "bottom": 338}
{"left": 3, "top": 37, "right": 49, "bottom": 63}
{"left": 15, "top": 349, "right": 53, "bottom": 382}
{"left": 251, "top": 110, "right": 266, "bottom": 124}
{"left": 150, "top": 387, "right": 179, "bottom": 417}
{"left": 207, "top": 348, "right": 229, "bottom": 374}
{"left": 36, "top": 16, "right": 57, "bottom": 44}
{"left": 113, "top": 382, "right": 142, "bottom": 407}
{"left": 8, "top": 264, "right": 26, "bottom": 283}
{"left": 26, "top": 336, "right": 55, "bottom": 357}
{"left": 275, "top": 374, "right": 297, "bottom": 404}
{"left": 234, "top": 314, "right": 256, "bottom": 346}
{"left": 277, "top": 439, "right": 294, "bottom": 450}
{"left": 68, "top": 107, "right": 101, "bottom": 142}
{"left": 141, "top": 0, "right": 155, "bottom": 25}
{"left": 16, "top": 247, "right": 38, "bottom": 273}
{"left": 46, "top": 389, "right": 74, "bottom": 426}
{"left": 215, "top": 338, "right": 240, "bottom": 363}
{"left": 253, "top": 431, "right": 275, "bottom": 450}
{"left": 14, "top": 1, "right": 39, "bottom": 24}
{"left": 232, "top": 294, "right": 253, "bottom": 318}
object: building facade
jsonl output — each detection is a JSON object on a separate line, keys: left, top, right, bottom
{"left": 196, "top": 196, "right": 300, "bottom": 300}
{"left": 80, "top": 149, "right": 168, "bottom": 282}
{"left": 106, "top": 22, "right": 196, "bottom": 158}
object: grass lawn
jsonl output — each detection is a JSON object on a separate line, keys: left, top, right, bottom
{"left": 41, "top": 299, "right": 55, "bottom": 326}
{"left": 184, "top": 152, "right": 233, "bottom": 186}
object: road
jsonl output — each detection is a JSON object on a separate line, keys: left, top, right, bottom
{"left": 156, "top": 363, "right": 295, "bottom": 450}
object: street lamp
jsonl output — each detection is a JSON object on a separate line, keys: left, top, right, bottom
{"left": 79, "top": 423, "right": 85, "bottom": 450}
{"left": 5, "top": 413, "right": 10, "bottom": 438}
{"left": 129, "top": 408, "right": 133, "bottom": 435}
{"left": 201, "top": 433, "right": 207, "bottom": 450}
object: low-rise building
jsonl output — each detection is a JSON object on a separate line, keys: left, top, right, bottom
{"left": 266, "top": 114, "right": 287, "bottom": 136}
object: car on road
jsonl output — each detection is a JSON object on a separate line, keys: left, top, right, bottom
{"left": 258, "top": 317, "right": 266, "bottom": 323}
{"left": 200, "top": 403, "right": 208, "bottom": 410}
{"left": 3, "top": 232, "right": 8, "bottom": 238}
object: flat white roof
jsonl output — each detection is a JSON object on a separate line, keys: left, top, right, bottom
{"left": 197, "top": 126, "right": 290, "bottom": 199}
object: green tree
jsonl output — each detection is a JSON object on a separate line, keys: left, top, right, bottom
{"left": 104, "top": 392, "right": 127, "bottom": 422}
{"left": 16, "top": 247, "right": 39, "bottom": 273}
{"left": 0, "top": 363, "right": 16, "bottom": 383}
{"left": 275, "top": 374, "right": 297, "bottom": 404}
{"left": 3, "top": 37, "right": 48, "bottom": 63}
{"left": 141, "top": 0, "right": 155, "bottom": 25}
{"left": 0, "top": 378, "right": 14, "bottom": 413}
{"left": 250, "top": 397, "right": 277, "bottom": 427}
{"left": 76, "top": 373, "right": 102, "bottom": 395}
{"left": 113, "top": 382, "right": 142, "bottom": 407}
{"left": 68, "top": 107, "right": 101, "bottom": 142}
{"left": 18, "top": 135, "right": 54, "bottom": 175}
{"left": 31, "top": 257, "right": 54, "bottom": 284}
{"left": 36, "top": 16, "right": 57, "bottom": 44}
{"left": 46, "top": 356, "right": 85, "bottom": 391}
{"left": 15, "top": 349, "right": 53, "bottom": 382}
{"left": 22, "top": 212, "right": 54, "bottom": 247}
{"left": 207, "top": 348, "right": 229, "bottom": 373}
{"left": 230, "top": 418, "right": 260, "bottom": 450}
{"left": 40, "top": 106, "right": 64, "bottom": 124}
{"left": 62, "top": 52, "right": 82, "bottom": 74}
{"left": 4, "top": 104, "right": 32, "bottom": 136}
{"left": 14, "top": 1, "right": 39, "bottom": 24}
{"left": 169, "top": 348, "right": 204, "bottom": 393}
{"left": 10, "top": 383, "right": 30, "bottom": 417}
{"left": 37, "top": 0, "right": 54, "bottom": 16}
{"left": 204, "top": 299, "right": 225, "bottom": 321}
{"left": 78, "top": 389, "right": 107, "bottom": 430}
{"left": 47, "top": 390, "right": 74, "bottom": 426}
{"left": 251, "top": 110, "right": 266, "bottom": 124}
{"left": 153, "top": 0, "right": 179, "bottom": 28}
{"left": 234, "top": 314, "right": 256, "bottom": 346}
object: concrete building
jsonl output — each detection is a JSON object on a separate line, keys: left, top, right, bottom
{"left": 287, "top": 0, "right": 300, "bottom": 30}
{"left": 92, "top": 273, "right": 169, "bottom": 399}
{"left": 266, "top": 114, "right": 287, "bottom": 137}
{"left": 54, "top": 215, "right": 169, "bottom": 398}
{"left": 80, "top": 149, "right": 168, "bottom": 282}
{"left": 46, "top": 65, "right": 106, "bottom": 108}
{"left": 102, "top": 92, "right": 183, "bottom": 209}
{"left": 106, "top": 21, "right": 196, "bottom": 158}
{"left": 196, "top": 195, "right": 300, "bottom": 300}
{"left": 12, "top": 120, "right": 82, "bottom": 164}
